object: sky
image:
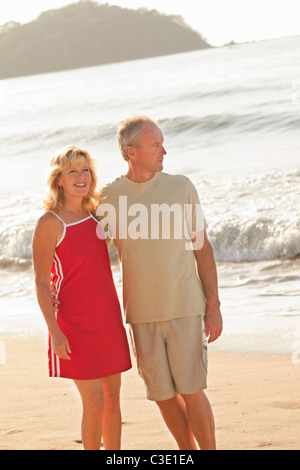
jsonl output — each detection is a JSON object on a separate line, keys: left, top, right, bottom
{"left": 0, "top": 0, "right": 299, "bottom": 46}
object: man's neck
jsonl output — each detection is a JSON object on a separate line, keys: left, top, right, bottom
{"left": 126, "top": 168, "right": 157, "bottom": 183}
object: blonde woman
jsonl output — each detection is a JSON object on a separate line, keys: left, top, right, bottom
{"left": 32, "top": 146, "right": 131, "bottom": 450}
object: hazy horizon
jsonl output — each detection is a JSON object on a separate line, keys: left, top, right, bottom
{"left": 1, "top": 0, "right": 300, "bottom": 46}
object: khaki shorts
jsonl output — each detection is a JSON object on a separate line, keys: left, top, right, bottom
{"left": 129, "top": 315, "right": 208, "bottom": 401}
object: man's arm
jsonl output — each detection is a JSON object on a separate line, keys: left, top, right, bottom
{"left": 192, "top": 230, "right": 223, "bottom": 343}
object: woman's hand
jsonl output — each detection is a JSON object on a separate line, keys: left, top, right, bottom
{"left": 51, "top": 330, "right": 72, "bottom": 360}
{"left": 50, "top": 280, "right": 60, "bottom": 313}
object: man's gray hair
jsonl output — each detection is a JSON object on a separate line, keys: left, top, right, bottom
{"left": 118, "top": 115, "right": 157, "bottom": 161}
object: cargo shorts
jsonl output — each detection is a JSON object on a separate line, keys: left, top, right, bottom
{"left": 129, "top": 315, "right": 208, "bottom": 401}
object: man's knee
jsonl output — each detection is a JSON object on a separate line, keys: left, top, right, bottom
{"left": 181, "top": 390, "right": 211, "bottom": 409}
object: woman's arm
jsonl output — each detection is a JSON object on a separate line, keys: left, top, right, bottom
{"left": 32, "top": 213, "right": 71, "bottom": 360}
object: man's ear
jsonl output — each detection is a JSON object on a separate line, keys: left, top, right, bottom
{"left": 125, "top": 146, "right": 136, "bottom": 160}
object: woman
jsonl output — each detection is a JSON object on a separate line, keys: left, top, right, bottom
{"left": 32, "top": 146, "right": 132, "bottom": 450}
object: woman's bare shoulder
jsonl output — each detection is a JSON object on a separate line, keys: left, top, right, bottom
{"left": 34, "top": 212, "right": 62, "bottom": 237}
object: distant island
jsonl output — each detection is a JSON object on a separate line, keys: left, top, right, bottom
{"left": 0, "top": 0, "right": 211, "bottom": 80}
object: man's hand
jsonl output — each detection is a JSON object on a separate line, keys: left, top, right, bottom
{"left": 193, "top": 232, "right": 223, "bottom": 343}
{"left": 204, "top": 301, "right": 223, "bottom": 343}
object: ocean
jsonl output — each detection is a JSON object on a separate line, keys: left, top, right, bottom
{"left": 0, "top": 35, "right": 299, "bottom": 355}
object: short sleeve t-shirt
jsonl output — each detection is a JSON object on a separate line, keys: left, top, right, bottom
{"left": 98, "top": 172, "right": 208, "bottom": 324}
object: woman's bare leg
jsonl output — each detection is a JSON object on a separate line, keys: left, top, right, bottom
{"left": 74, "top": 378, "right": 105, "bottom": 450}
{"left": 102, "top": 373, "right": 122, "bottom": 450}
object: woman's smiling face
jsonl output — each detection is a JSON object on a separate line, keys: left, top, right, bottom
{"left": 58, "top": 157, "right": 91, "bottom": 198}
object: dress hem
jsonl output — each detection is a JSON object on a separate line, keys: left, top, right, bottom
{"left": 48, "top": 363, "right": 132, "bottom": 380}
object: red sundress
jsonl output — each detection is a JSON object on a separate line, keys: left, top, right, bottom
{"left": 48, "top": 213, "right": 132, "bottom": 380}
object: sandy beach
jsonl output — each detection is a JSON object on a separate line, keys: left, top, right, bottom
{"left": 1, "top": 31, "right": 300, "bottom": 453}
{"left": 0, "top": 338, "right": 299, "bottom": 450}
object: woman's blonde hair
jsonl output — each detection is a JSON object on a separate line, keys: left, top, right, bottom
{"left": 43, "top": 146, "right": 98, "bottom": 213}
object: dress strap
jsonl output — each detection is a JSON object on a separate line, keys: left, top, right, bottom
{"left": 48, "top": 211, "right": 66, "bottom": 225}
{"left": 48, "top": 211, "right": 66, "bottom": 247}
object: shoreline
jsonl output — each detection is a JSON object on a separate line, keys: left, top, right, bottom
{"left": 0, "top": 338, "right": 299, "bottom": 450}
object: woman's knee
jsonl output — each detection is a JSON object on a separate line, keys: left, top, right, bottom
{"left": 104, "top": 388, "right": 121, "bottom": 410}
{"left": 74, "top": 379, "right": 105, "bottom": 417}
{"left": 84, "top": 393, "right": 105, "bottom": 419}
{"left": 102, "top": 375, "right": 121, "bottom": 409}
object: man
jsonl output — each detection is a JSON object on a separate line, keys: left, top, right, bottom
{"left": 98, "top": 115, "right": 223, "bottom": 450}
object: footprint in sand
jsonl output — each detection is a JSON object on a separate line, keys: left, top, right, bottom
{"left": 6, "top": 429, "right": 24, "bottom": 435}
{"left": 272, "top": 402, "right": 300, "bottom": 410}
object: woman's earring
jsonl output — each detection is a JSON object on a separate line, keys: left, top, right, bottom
{"left": 59, "top": 186, "right": 63, "bottom": 193}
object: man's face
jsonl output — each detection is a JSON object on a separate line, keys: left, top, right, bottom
{"left": 129, "top": 123, "right": 167, "bottom": 173}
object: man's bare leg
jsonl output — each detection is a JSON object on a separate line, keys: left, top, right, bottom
{"left": 182, "top": 391, "right": 216, "bottom": 450}
{"left": 156, "top": 395, "right": 197, "bottom": 450}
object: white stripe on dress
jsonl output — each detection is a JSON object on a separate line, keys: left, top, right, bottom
{"left": 51, "top": 253, "right": 64, "bottom": 377}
